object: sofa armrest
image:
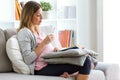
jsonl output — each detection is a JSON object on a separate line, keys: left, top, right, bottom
{"left": 94, "top": 62, "right": 120, "bottom": 80}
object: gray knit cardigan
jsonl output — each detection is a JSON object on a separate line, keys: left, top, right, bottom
{"left": 17, "top": 27, "right": 37, "bottom": 75}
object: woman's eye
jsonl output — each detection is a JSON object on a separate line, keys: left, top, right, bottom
{"left": 37, "top": 15, "right": 40, "bottom": 17}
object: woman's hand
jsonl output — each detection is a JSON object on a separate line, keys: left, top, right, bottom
{"left": 42, "top": 34, "right": 54, "bottom": 45}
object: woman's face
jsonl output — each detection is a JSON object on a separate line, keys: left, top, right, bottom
{"left": 32, "top": 8, "right": 43, "bottom": 25}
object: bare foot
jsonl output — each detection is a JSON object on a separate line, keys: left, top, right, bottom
{"left": 60, "top": 72, "right": 79, "bottom": 78}
{"left": 70, "top": 72, "right": 79, "bottom": 76}
{"left": 60, "top": 72, "right": 70, "bottom": 78}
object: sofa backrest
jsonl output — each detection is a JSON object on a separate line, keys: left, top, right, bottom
{"left": 4, "top": 28, "right": 17, "bottom": 41}
{"left": 0, "top": 28, "right": 13, "bottom": 72}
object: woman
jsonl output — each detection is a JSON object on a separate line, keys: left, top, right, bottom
{"left": 17, "top": 1, "right": 92, "bottom": 80}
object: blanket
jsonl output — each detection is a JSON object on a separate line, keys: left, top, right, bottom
{"left": 42, "top": 48, "right": 98, "bottom": 66}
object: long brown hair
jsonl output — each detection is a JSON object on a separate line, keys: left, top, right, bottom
{"left": 17, "top": 1, "right": 41, "bottom": 32}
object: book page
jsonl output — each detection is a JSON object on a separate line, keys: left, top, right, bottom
{"left": 40, "top": 25, "right": 62, "bottom": 49}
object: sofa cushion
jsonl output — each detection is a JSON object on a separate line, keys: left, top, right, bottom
{"left": 89, "top": 70, "right": 105, "bottom": 80}
{"left": 6, "top": 35, "right": 30, "bottom": 74}
{"left": 0, "top": 28, "right": 13, "bottom": 72}
{"left": 0, "top": 70, "right": 105, "bottom": 80}
{"left": 0, "top": 73, "right": 68, "bottom": 80}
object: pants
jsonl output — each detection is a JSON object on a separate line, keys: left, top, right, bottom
{"left": 34, "top": 57, "right": 92, "bottom": 76}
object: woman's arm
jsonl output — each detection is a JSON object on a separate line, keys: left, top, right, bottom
{"left": 17, "top": 30, "right": 37, "bottom": 65}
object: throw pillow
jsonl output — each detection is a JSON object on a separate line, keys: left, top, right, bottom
{"left": 6, "top": 35, "right": 30, "bottom": 74}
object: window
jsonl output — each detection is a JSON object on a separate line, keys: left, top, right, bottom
{"left": 103, "top": 0, "right": 120, "bottom": 65}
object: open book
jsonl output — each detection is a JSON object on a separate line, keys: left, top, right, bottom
{"left": 58, "top": 46, "right": 98, "bottom": 56}
{"left": 58, "top": 46, "right": 79, "bottom": 52}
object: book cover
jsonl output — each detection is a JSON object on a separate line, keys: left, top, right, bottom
{"left": 69, "top": 30, "right": 75, "bottom": 47}
{"left": 58, "top": 46, "right": 79, "bottom": 52}
{"left": 59, "top": 30, "right": 71, "bottom": 48}
{"left": 15, "top": 0, "right": 20, "bottom": 20}
{"left": 67, "top": 6, "right": 76, "bottom": 19}
{"left": 15, "top": 0, "right": 21, "bottom": 19}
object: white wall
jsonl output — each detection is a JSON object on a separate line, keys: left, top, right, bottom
{"left": 77, "top": 0, "right": 97, "bottom": 50}
{"left": 77, "top": 1, "right": 97, "bottom": 51}
{"left": 76, "top": 0, "right": 89, "bottom": 48}
{"left": 77, "top": 0, "right": 103, "bottom": 61}
{"left": 0, "top": 0, "right": 14, "bottom": 29}
{"left": 0, "top": 0, "right": 14, "bottom": 21}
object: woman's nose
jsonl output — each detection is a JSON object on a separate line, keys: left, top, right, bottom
{"left": 41, "top": 14, "right": 43, "bottom": 19}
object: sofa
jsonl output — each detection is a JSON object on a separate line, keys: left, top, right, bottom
{"left": 0, "top": 27, "right": 120, "bottom": 80}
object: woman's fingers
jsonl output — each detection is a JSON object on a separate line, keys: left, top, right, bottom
{"left": 43, "top": 34, "right": 55, "bottom": 44}
{"left": 54, "top": 47, "right": 59, "bottom": 52}
{"left": 48, "top": 34, "right": 54, "bottom": 41}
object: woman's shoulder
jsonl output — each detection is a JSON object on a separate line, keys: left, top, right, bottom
{"left": 17, "top": 27, "right": 34, "bottom": 39}
{"left": 18, "top": 27, "right": 34, "bottom": 36}
{"left": 18, "top": 27, "right": 31, "bottom": 34}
